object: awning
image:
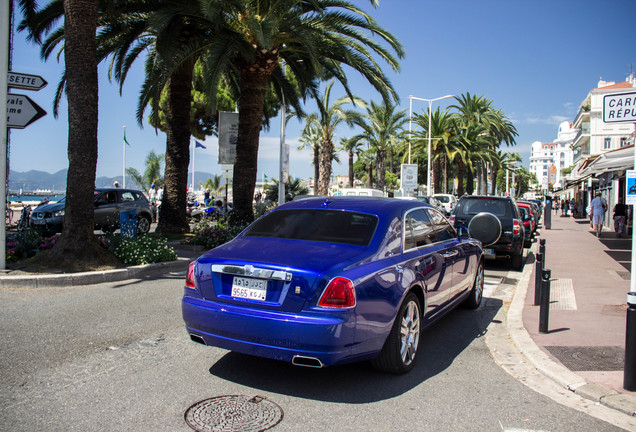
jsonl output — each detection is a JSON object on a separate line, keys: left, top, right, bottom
{"left": 578, "top": 145, "right": 634, "bottom": 176}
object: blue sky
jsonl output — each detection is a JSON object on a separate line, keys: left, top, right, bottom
{"left": 7, "top": 0, "right": 635, "bottom": 186}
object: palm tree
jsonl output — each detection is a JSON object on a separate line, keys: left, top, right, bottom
{"left": 126, "top": 150, "right": 164, "bottom": 191}
{"left": 308, "top": 81, "right": 366, "bottom": 195}
{"left": 193, "top": 0, "right": 404, "bottom": 220}
{"left": 355, "top": 100, "right": 407, "bottom": 192}
{"left": 264, "top": 177, "right": 309, "bottom": 201}
{"left": 297, "top": 115, "right": 322, "bottom": 191}
{"left": 338, "top": 137, "right": 365, "bottom": 188}
{"left": 200, "top": 175, "right": 224, "bottom": 197}
{"left": 412, "top": 107, "right": 456, "bottom": 194}
{"left": 18, "top": 0, "right": 105, "bottom": 268}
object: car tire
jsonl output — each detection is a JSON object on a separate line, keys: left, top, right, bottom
{"left": 511, "top": 251, "right": 523, "bottom": 271}
{"left": 462, "top": 261, "right": 484, "bottom": 309}
{"left": 371, "top": 292, "right": 421, "bottom": 374}
{"left": 468, "top": 212, "right": 501, "bottom": 246}
{"left": 137, "top": 215, "right": 151, "bottom": 234}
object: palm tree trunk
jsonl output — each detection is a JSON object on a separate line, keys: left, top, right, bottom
{"left": 457, "top": 161, "right": 465, "bottom": 196}
{"left": 491, "top": 168, "right": 498, "bottom": 195}
{"left": 318, "top": 138, "right": 333, "bottom": 195}
{"left": 466, "top": 166, "right": 474, "bottom": 195}
{"left": 233, "top": 54, "right": 277, "bottom": 221}
{"left": 348, "top": 150, "right": 354, "bottom": 187}
{"left": 156, "top": 62, "right": 194, "bottom": 234}
{"left": 376, "top": 149, "right": 386, "bottom": 191}
{"left": 51, "top": 0, "right": 103, "bottom": 264}
{"left": 313, "top": 145, "right": 320, "bottom": 192}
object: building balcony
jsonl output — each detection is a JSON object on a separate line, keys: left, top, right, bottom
{"left": 573, "top": 106, "right": 591, "bottom": 129}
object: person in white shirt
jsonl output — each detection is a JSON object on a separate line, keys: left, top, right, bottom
{"left": 590, "top": 191, "right": 607, "bottom": 237}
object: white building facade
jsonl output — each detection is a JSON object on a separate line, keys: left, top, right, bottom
{"left": 529, "top": 121, "right": 576, "bottom": 191}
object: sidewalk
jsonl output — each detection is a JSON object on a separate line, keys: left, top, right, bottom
{"left": 521, "top": 211, "right": 636, "bottom": 412}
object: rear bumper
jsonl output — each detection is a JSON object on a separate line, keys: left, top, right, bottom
{"left": 182, "top": 295, "right": 362, "bottom": 366}
{"left": 483, "top": 238, "right": 524, "bottom": 259}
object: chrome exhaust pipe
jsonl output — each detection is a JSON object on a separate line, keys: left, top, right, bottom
{"left": 189, "top": 334, "right": 207, "bottom": 345}
{"left": 292, "top": 355, "right": 324, "bottom": 368}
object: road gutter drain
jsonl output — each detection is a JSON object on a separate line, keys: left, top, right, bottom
{"left": 185, "top": 395, "right": 284, "bottom": 432}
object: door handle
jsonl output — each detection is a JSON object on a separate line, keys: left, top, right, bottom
{"left": 442, "top": 250, "right": 458, "bottom": 258}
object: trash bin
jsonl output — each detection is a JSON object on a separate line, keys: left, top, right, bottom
{"left": 120, "top": 209, "right": 138, "bottom": 238}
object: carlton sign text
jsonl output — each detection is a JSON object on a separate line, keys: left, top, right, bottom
{"left": 603, "top": 92, "right": 636, "bottom": 123}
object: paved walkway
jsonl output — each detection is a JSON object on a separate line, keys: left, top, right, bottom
{"left": 521, "top": 211, "right": 636, "bottom": 411}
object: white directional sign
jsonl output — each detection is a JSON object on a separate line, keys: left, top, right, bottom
{"left": 6, "top": 93, "right": 47, "bottom": 129}
{"left": 7, "top": 72, "right": 48, "bottom": 91}
{"left": 603, "top": 92, "right": 636, "bottom": 123}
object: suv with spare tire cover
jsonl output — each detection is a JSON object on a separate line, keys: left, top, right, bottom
{"left": 450, "top": 195, "right": 525, "bottom": 270}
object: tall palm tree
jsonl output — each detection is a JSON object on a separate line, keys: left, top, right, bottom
{"left": 338, "top": 137, "right": 365, "bottom": 188}
{"left": 355, "top": 100, "right": 407, "bottom": 192}
{"left": 412, "top": 107, "right": 456, "bottom": 194}
{"left": 18, "top": 0, "right": 105, "bottom": 267}
{"left": 297, "top": 114, "right": 322, "bottom": 191}
{"left": 193, "top": 0, "right": 404, "bottom": 220}
{"left": 308, "top": 81, "right": 365, "bottom": 195}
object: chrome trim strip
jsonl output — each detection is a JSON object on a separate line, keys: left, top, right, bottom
{"left": 211, "top": 264, "right": 293, "bottom": 282}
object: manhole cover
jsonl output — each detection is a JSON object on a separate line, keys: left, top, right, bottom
{"left": 545, "top": 346, "right": 624, "bottom": 371}
{"left": 185, "top": 395, "right": 283, "bottom": 432}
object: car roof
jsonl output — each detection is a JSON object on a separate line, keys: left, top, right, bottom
{"left": 279, "top": 196, "right": 431, "bottom": 217}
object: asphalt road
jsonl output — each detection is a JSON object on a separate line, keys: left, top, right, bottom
{"left": 0, "top": 265, "right": 626, "bottom": 431}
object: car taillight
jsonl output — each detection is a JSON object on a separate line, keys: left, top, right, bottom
{"left": 185, "top": 261, "right": 196, "bottom": 289}
{"left": 523, "top": 221, "right": 530, "bottom": 228}
{"left": 513, "top": 219, "right": 521, "bottom": 236}
{"left": 318, "top": 277, "right": 356, "bottom": 308}
{"left": 449, "top": 215, "right": 455, "bottom": 224}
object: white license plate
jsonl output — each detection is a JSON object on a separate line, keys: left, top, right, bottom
{"left": 484, "top": 248, "right": 494, "bottom": 256}
{"left": 231, "top": 276, "right": 267, "bottom": 301}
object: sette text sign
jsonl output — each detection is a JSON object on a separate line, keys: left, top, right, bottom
{"left": 7, "top": 72, "right": 48, "bottom": 91}
{"left": 603, "top": 92, "right": 636, "bottom": 123}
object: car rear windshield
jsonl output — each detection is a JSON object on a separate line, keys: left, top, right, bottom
{"left": 458, "top": 198, "right": 510, "bottom": 217}
{"left": 436, "top": 196, "right": 450, "bottom": 203}
{"left": 243, "top": 209, "right": 378, "bottom": 246}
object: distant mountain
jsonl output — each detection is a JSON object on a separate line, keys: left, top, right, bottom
{"left": 8, "top": 169, "right": 221, "bottom": 193}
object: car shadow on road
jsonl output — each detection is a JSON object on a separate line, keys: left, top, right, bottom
{"left": 207, "top": 297, "right": 502, "bottom": 403}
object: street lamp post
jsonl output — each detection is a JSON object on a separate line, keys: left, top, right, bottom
{"left": 408, "top": 94, "right": 454, "bottom": 196}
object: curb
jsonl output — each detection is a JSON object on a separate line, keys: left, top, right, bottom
{"left": 507, "top": 242, "right": 636, "bottom": 417}
{"left": 0, "top": 258, "right": 191, "bottom": 289}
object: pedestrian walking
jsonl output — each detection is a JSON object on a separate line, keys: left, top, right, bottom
{"left": 590, "top": 191, "right": 607, "bottom": 237}
{"left": 570, "top": 199, "right": 576, "bottom": 217}
{"left": 613, "top": 196, "right": 628, "bottom": 237}
{"left": 554, "top": 200, "right": 560, "bottom": 215}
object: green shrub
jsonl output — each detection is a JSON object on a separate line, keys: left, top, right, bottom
{"left": 114, "top": 235, "right": 177, "bottom": 265}
{"left": 189, "top": 216, "right": 250, "bottom": 250}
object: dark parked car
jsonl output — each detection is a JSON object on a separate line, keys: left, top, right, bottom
{"left": 30, "top": 188, "right": 153, "bottom": 236}
{"left": 450, "top": 195, "right": 525, "bottom": 270}
{"left": 182, "top": 197, "right": 484, "bottom": 374}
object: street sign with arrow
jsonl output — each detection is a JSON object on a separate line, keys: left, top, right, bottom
{"left": 7, "top": 71, "right": 48, "bottom": 91}
{"left": 6, "top": 93, "right": 47, "bottom": 129}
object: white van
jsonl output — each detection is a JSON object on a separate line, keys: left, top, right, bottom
{"left": 433, "top": 193, "right": 457, "bottom": 214}
{"left": 338, "top": 188, "right": 385, "bottom": 197}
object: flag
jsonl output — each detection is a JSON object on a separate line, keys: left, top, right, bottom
{"left": 195, "top": 141, "right": 206, "bottom": 149}
{"left": 123, "top": 129, "right": 130, "bottom": 146}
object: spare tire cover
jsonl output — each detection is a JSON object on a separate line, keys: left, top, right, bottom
{"left": 468, "top": 212, "right": 502, "bottom": 246}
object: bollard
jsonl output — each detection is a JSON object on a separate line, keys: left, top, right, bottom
{"left": 544, "top": 199, "right": 552, "bottom": 230}
{"left": 539, "top": 269, "right": 552, "bottom": 333}
{"left": 539, "top": 238, "right": 546, "bottom": 257}
{"left": 624, "top": 292, "right": 636, "bottom": 390}
{"left": 534, "top": 252, "right": 543, "bottom": 306}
